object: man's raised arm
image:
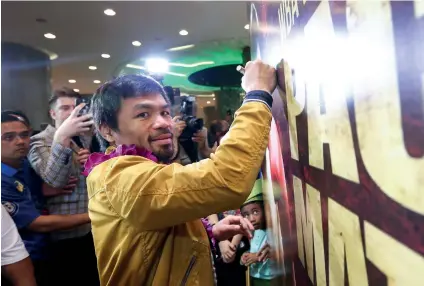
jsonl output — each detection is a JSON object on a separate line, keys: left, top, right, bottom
{"left": 89, "top": 60, "right": 277, "bottom": 230}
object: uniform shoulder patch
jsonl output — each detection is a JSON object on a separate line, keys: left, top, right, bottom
{"left": 2, "top": 201, "right": 19, "bottom": 217}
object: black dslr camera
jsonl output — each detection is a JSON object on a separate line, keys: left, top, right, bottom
{"left": 178, "top": 96, "right": 204, "bottom": 163}
{"left": 179, "top": 96, "right": 203, "bottom": 140}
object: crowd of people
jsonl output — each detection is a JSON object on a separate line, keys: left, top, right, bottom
{"left": 1, "top": 60, "right": 277, "bottom": 286}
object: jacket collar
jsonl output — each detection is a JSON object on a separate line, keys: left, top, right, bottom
{"left": 82, "top": 145, "right": 158, "bottom": 177}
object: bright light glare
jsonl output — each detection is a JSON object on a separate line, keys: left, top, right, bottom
{"left": 93, "top": 80, "right": 101, "bottom": 84}
{"left": 44, "top": 33, "right": 56, "bottom": 39}
{"left": 101, "top": 54, "right": 110, "bottom": 59}
{"left": 167, "top": 44, "right": 195, "bottom": 52}
{"left": 169, "top": 61, "right": 214, "bottom": 68}
{"left": 68, "top": 79, "right": 76, "bottom": 83}
{"left": 73, "top": 89, "right": 80, "bottom": 92}
{"left": 146, "top": 58, "right": 169, "bottom": 74}
{"left": 179, "top": 30, "right": 188, "bottom": 36}
{"left": 104, "top": 9, "right": 116, "bottom": 16}
{"left": 49, "top": 53, "right": 58, "bottom": 60}
{"left": 89, "top": 66, "right": 97, "bottom": 70}
{"left": 132, "top": 41, "right": 142, "bottom": 47}
{"left": 207, "top": 101, "right": 211, "bottom": 104}
{"left": 244, "top": 24, "right": 250, "bottom": 30}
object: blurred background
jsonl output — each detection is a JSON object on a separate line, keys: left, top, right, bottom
{"left": 1, "top": 1, "right": 251, "bottom": 129}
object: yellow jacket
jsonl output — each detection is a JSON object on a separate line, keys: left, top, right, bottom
{"left": 86, "top": 97, "right": 272, "bottom": 286}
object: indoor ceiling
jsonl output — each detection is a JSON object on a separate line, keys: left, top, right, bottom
{"left": 1, "top": 1, "right": 250, "bottom": 95}
{"left": 120, "top": 38, "right": 247, "bottom": 94}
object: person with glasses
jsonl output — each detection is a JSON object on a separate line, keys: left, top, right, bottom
{"left": 1, "top": 110, "right": 90, "bottom": 286}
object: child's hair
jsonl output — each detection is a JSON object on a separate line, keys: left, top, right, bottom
{"left": 241, "top": 200, "right": 264, "bottom": 211}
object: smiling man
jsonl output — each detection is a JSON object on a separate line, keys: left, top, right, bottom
{"left": 85, "top": 59, "right": 276, "bottom": 286}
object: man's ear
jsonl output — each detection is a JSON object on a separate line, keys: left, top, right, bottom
{"left": 99, "top": 125, "right": 115, "bottom": 144}
{"left": 49, "top": 109, "right": 56, "bottom": 121}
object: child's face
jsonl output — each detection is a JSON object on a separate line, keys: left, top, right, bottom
{"left": 241, "top": 202, "right": 265, "bottom": 230}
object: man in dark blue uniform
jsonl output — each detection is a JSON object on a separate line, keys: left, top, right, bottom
{"left": 1, "top": 110, "right": 92, "bottom": 286}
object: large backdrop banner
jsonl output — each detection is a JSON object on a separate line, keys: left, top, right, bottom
{"left": 251, "top": 1, "right": 424, "bottom": 285}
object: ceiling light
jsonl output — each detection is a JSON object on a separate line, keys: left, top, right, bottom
{"left": 68, "top": 79, "right": 76, "bottom": 83}
{"left": 207, "top": 101, "right": 211, "bottom": 104}
{"left": 44, "top": 33, "right": 56, "bottom": 39}
{"left": 132, "top": 41, "right": 142, "bottom": 47}
{"left": 244, "top": 24, "right": 250, "bottom": 30}
{"left": 89, "top": 66, "right": 97, "bottom": 70}
{"left": 126, "top": 63, "right": 185, "bottom": 77}
{"left": 169, "top": 61, "right": 214, "bottom": 68}
{"left": 213, "top": 98, "right": 215, "bottom": 101}
{"left": 167, "top": 44, "right": 195, "bottom": 52}
{"left": 146, "top": 58, "right": 169, "bottom": 74}
{"left": 126, "top": 64, "right": 145, "bottom": 70}
{"left": 73, "top": 89, "right": 80, "bottom": 92}
{"left": 166, "top": 71, "right": 186, "bottom": 77}
{"left": 104, "top": 9, "right": 116, "bottom": 16}
{"left": 101, "top": 54, "right": 110, "bottom": 58}
{"left": 93, "top": 80, "right": 101, "bottom": 84}
{"left": 49, "top": 53, "right": 58, "bottom": 60}
{"left": 179, "top": 30, "right": 188, "bottom": 36}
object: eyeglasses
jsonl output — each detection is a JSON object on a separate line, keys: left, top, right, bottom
{"left": 1, "top": 131, "right": 31, "bottom": 142}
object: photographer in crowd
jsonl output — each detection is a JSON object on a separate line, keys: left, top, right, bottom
{"left": 84, "top": 59, "right": 276, "bottom": 285}
{"left": 28, "top": 88, "right": 99, "bottom": 286}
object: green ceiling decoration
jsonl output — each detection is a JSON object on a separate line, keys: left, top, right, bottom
{"left": 118, "top": 39, "right": 247, "bottom": 94}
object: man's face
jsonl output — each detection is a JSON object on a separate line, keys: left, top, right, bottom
{"left": 50, "top": 97, "right": 76, "bottom": 127}
{"left": 110, "top": 93, "right": 174, "bottom": 161}
{"left": 1, "top": 121, "right": 31, "bottom": 163}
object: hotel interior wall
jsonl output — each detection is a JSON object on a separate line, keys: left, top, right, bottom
{"left": 1, "top": 42, "right": 52, "bottom": 130}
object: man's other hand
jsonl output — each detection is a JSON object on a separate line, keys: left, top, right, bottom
{"left": 212, "top": 215, "right": 254, "bottom": 241}
{"left": 241, "top": 59, "right": 276, "bottom": 94}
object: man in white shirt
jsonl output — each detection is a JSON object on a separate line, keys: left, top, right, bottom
{"left": 1, "top": 205, "right": 36, "bottom": 286}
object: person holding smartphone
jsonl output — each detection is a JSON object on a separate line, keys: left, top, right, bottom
{"left": 27, "top": 88, "right": 99, "bottom": 286}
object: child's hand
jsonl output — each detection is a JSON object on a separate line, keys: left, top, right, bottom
{"left": 244, "top": 253, "right": 259, "bottom": 266}
{"left": 241, "top": 252, "right": 250, "bottom": 265}
{"left": 258, "top": 243, "right": 270, "bottom": 262}
{"left": 219, "top": 241, "right": 236, "bottom": 263}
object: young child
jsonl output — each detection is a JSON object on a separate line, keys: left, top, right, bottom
{"left": 240, "top": 178, "right": 274, "bottom": 286}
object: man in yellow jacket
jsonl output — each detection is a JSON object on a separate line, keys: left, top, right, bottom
{"left": 84, "top": 60, "right": 276, "bottom": 285}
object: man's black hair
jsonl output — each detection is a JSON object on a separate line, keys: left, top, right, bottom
{"left": 1, "top": 110, "right": 31, "bottom": 127}
{"left": 91, "top": 74, "right": 169, "bottom": 150}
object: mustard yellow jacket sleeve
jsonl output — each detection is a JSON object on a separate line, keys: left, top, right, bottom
{"left": 88, "top": 99, "right": 272, "bottom": 230}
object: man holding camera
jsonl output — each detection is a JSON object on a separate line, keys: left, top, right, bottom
{"left": 85, "top": 59, "right": 276, "bottom": 285}
{"left": 28, "top": 88, "right": 99, "bottom": 285}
